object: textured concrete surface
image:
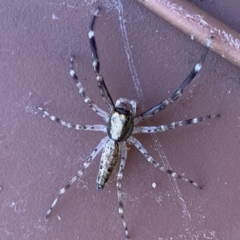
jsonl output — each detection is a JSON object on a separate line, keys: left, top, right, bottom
{"left": 1, "top": 0, "right": 240, "bottom": 240}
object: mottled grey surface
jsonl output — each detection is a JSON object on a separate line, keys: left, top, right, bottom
{"left": 1, "top": 0, "right": 240, "bottom": 239}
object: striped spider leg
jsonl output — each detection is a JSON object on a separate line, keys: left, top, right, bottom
{"left": 133, "top": 114, "right": 220, "bottom": 135}
{"left": 36, "top": 6, "right": 220, "bottom": 240}
{"left": 134, "top": 36, "right": 214, "bottom": 125}
{"left": 45, "top": 136, "right": 109, "bottom": 218}
{"left": 116, "top": 142, "right": 129, "bottom": 239}
{"left": 69, "top": 54, "right": 109, "bottom": 122}
{"left": 89, "top": 6, "right": 115, "bottom": 113}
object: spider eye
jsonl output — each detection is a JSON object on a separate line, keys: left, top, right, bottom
{"left": 115, "top": 101, "right": 134, "bottom": 114}
{"left": 115, "top": 106, "right": 130, "bottom": 115}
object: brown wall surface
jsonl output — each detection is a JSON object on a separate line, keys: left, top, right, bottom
{"left": 1, "top": 0, "right": 240, "bottom": 239}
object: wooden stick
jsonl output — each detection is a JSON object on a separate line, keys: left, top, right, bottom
{"left": 137, "top": 0, "right": 240, "bottom": 68}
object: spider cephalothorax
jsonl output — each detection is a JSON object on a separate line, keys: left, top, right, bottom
{"left": 107, "top": 102, "right": 135, "bottom": 142}
{"left": 37, "top": 7, "right": 219, "bottom": 240}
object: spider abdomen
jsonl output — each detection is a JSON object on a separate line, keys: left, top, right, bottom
{"left": 97, "top": 139, "right": 119, "bottom": 190}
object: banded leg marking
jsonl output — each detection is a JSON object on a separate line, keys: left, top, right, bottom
{"left": 37, "top": 107, "right": 107, "bottom": 132}
{"left": 45, "top": 136, "right": 109, "bottom": 218}
{"left": 70, "top": 55, "right": 109, "bottom": 122}
{"left": 128, "top": 136, "right": 202, "bottom": 189}
{"left": 88, "top": 7, "right": 114, "bottom": 111}
{"left": 135, "top": 36, "right": 213, "bottom": 123}
{"left": 117, "top": 142, "right": 129, "bottom": 239}
{"left": 133, "top": 114, "right": 220, "bottom": 134}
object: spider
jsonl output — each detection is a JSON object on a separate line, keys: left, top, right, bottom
{"left": 37, "top": 7, "right": 219, "bottom": 240}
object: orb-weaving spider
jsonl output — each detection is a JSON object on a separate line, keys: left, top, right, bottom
{"left": 37, "top": 7, "right": 219, "bottom": 240}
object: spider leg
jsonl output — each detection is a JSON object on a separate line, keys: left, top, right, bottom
{"left": 128, "top": 136, "right": 202, "bottom": 189}
{"left": 117, "top": 142, "right": 130, "bottom": 240}
{"left": 69, "top": 55, "right": 109, "bottom": 122}
{"left": 88, "top": 7, "right": 115, "bottom": 112}
{"left": 45, "top": 136, "right": 109, "bottom": 218}
{"left": 133, "top": 114, "right": 220, "bottom": 134}
{"left": 37, "top": 106, "right": 107, "bottom": 132}
{"left": 135, "top": 36, "right": 213, "bottom": 124}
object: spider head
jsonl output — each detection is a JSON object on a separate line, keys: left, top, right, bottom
{"left": 115, "top": 98, "right": 137, "bottom": 116}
